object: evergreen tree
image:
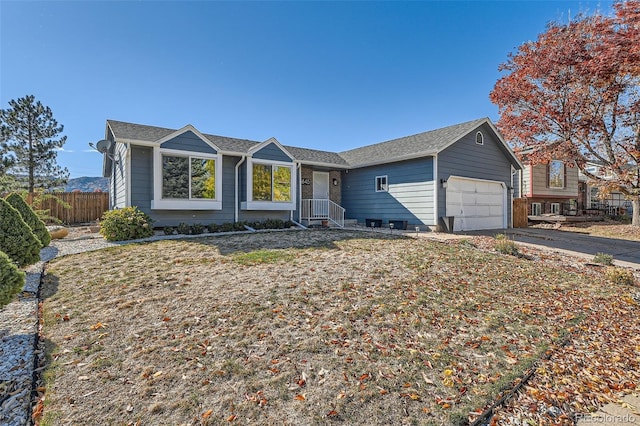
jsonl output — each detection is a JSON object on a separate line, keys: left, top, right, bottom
{"left": 6, "top": 192, "right": 51, "bottom": 247}
{"left": 0, "top": 198, "right": 41, "bottom": 267}
{"left": 0, "top": 95, "right": 69, "bottom": 192}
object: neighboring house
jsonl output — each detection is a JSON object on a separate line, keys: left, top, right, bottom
{"left": 519, "top": 151, "right": 579, "bottom": 216}
{"left": 99, "top": 117, "right": 522, "bottom": 232}
{"left": 579, "top": 162, "right": 634, "bottom": 216}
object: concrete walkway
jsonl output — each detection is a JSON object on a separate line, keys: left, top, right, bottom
{"left": 576, "top": 394, "right": 639, "bottom": 425}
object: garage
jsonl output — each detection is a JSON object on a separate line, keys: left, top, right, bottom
{"left": 445, "top": 176, "right": 506, "bottom": 231}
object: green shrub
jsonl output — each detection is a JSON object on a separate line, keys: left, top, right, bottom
{"left": 99, "top": 207, "right": 154, "bottom": 241}
{"left": 605, "top": 267, "right": 636, "bottom": 286}
{"left": 0, "top": 198, "right": 41, "bottom": 266}
{"left": 206, "top": 223, "right": 221, "bottom": 233}
{"left": 221, "top": 222, "right": 235, "bottom": 232}
{"left": 163, "top": 226, "right": 175, "bottom": 235}
{"left": 191, "top": 223, "right": 205, "bottom": 235}
{"left": 6, "top": 192, "right": 51, "bottom": 247}
{"left": 593, "top": 252, "right": 614, "bottom": 266}
{"left": 0, "top": 250, "right": 25, "bottom": 308}
{"left": 264, "top": 218, "right": 285, "bottom": 229}
{"left": 176, "top": 222, "right": 191, "bottom": 235}
{"left": 494, "top": 233, "right": 519, "bottom": 256}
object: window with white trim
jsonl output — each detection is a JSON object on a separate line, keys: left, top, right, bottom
{"left": 551, "top": 203, "right": 560, "bottom": 214}
{"left": 531, "top": 202, "right": 542, "bottom": 216}
{"left": 152, "top": 147, "right": 222, "bottom": 210}
{"left": 252, "top": 163, "right": 292, "bottom": 202}
{"left": 476, "top": 131, "right": 484, "bottom": 145}
{"left": 162, "top": 155, "right": 217, "bottom": 200}
{"left": 375, "top": 175, "right": 388, "bottom": 192}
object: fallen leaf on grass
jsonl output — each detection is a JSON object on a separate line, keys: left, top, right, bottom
{"left": 294, "top": 394, "right": 306, "bottom": 401}
{"left": 89, "top": 322, "right": 105, "bottom": 330}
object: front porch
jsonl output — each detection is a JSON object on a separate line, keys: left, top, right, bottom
{"left": 300, "top": 198, "right": 345, "bottom": 227}
{"left": 299, "top": 166, "right": 345, "bottom": 227}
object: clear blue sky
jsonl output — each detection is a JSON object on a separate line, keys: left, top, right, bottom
{"left": 1, "top": 0, "right": 612, "bottom": 179}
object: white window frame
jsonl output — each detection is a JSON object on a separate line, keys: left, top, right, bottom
{"left": 476, "top": 131, "right": 484, "bottom": 145}
{"left": 551, "top": 203, "right": 560, "bottom": 214}
{"left": 375, "top": 175, "right": 388, "bottom": 192}
{"left": 531, "top": 202, "right": 542, "bottom": 216}
{"left": 151, "top": 147, "right": 222, "bottom": 210}
{"left": 242, "top": 158, "right": 296, "bottom": 211}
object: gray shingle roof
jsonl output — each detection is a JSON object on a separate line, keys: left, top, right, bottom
{"left": 107, "top": 120, "right": 260, "bottom": 155}
{"left": 107, "top": 119, "right": 350, "bottom": 167}
{"left": 284, "top": 146, "right": 349, "bottom": 167}
{"left": 339, "top": 118, "right": 489, "bottom": 167}
{"left": 106, "top": 117, "right": 509, "bottom": 169}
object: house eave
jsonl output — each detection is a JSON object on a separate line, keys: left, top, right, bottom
{"left": 298, "top": 160, "right": 350, "bottom": 169}
{"left": 348, "top": 152, "right": 437, "bottom": 169}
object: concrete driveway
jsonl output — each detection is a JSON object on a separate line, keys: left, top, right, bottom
{"left": 458, "top": 227, "right": 640, "bottom": 269}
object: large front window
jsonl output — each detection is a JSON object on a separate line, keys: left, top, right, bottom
{"left": 162, "top": 155, "right": 216, "bottom": 200}
{"left": 252, "top": 163, "right": 291, "bottom": 202}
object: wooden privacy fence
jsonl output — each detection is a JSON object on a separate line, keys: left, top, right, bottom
{"left": 25, "top": 192, "right": 110, "bottom": 225}
{"left": 512, "top": 198, "right": 528, "bottom": 228}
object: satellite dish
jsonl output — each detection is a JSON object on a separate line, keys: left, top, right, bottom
{"left": 95, "top": 139, "right": 112, "bottom": 154}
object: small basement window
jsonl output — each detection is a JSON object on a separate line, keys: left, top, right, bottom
{"left": 375, "top": 175, "right": 388, "bottom": 192}
{"left": 531, "top": 203, "right": 542, "bottom": 216}
{"left": 476, "top": 131, "right": 484, "bottom": 145}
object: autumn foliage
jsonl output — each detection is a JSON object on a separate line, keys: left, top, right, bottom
{"left": 491, "top": 1, "right": 640, "bottom": 225}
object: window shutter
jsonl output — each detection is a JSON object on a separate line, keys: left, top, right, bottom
{"left": 563, "top": 164, "right": 567, "bottom": 189}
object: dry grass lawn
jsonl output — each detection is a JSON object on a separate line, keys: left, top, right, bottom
{"left": 37, "top": 230, "right": 639, "bottom": 425}
{"left": 544, "top": 219, "right": 640, "bottom": 241}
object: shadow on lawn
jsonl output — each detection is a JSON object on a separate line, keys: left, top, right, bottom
{"left": 39, "top": 274, "right": 59, "bottom": 301}
{"left": 171, "top": 228, "right": 406, "bottom": 256}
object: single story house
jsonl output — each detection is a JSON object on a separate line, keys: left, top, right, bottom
{"left": 98, "top": 117, "right": 522, "bottom": 232}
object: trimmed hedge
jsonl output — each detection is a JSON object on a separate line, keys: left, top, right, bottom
{"left": 0, "top": 198, "right": 41, "bottom": 267}
{"left": 0, "top": 250, "right": 26, "bottom": 308}
{"left": 6, "top": 192, "right": 51, "bottom": 247}
{"left": 99, "top": 207, "right": 154, "bottom": 241}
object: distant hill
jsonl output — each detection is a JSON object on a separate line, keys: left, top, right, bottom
{"left": 65, "top": 177, "right": 109, "bottom": 193}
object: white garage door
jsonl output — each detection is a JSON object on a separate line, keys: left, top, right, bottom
{"left": 445, "top": 176, "right": 506, "bottom": 232}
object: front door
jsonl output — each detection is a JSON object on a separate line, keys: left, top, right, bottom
{"left": 313, "top": 171, "right": 330, "bottom": 217}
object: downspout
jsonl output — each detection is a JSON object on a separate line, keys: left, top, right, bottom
{"left": 433, "top": 154, "right": 438, "bottom": 230}
{"left": 294, "top": 162, "right": 301, "bottom": 222}
{"left": 235, "top": 156, "right": 246, "bottom": 223}
{"left": 124, "top": 142, "right": 131, "bottom": 207}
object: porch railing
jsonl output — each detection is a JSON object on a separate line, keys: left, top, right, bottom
{"left": 301, "top": 199, "right": 345, "bottom": 227}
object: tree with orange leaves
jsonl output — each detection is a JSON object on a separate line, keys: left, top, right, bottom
{"left": 491, "top": 1, "right": 640, "bottom": 226}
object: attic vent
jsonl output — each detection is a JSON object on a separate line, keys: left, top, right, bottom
{"left": 476, "top": 131, "right": 484, "bottom": 145}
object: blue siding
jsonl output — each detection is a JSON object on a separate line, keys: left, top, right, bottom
{"left": 252, "top": 143, "right": 292, "bottom": 162}
{"left": 130, "top": 146, "right": 152, "bottom": 210}
{"left": 437, "top": 123, "right": 515, "bottom": 224}
{"left": 342, "top": 157, "right": 435, "bottom": 226}
{"left": 160, "top": 130, "right": 217, "bottom": 154}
